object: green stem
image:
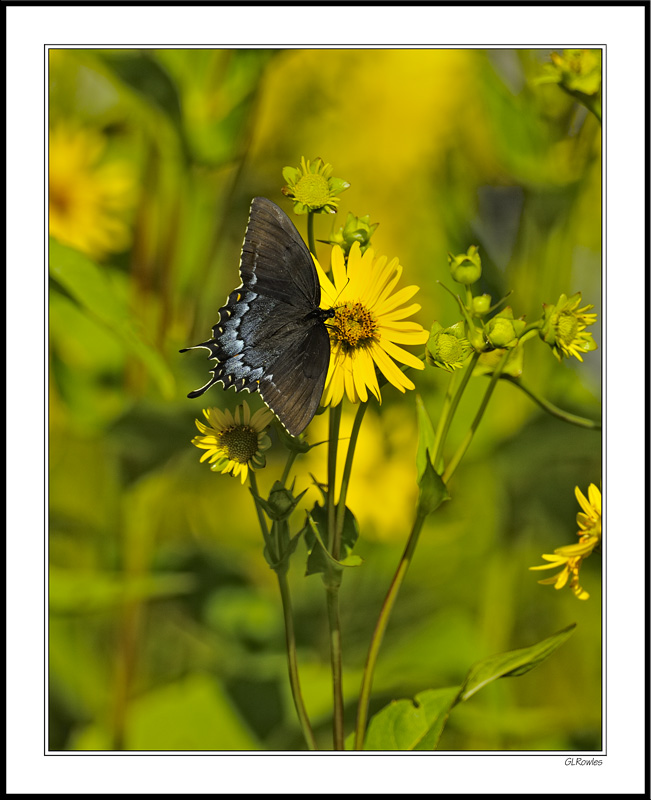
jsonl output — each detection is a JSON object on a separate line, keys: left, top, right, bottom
{"left": 325, "top": 403, "right": 344, "bottom": 749}
{"left": 326, "top": 579, "right": 345, "bottom": 750}
{"left": 501, "top": 375, "right": 601, "bottom": 429}
{"left": 277, "top": 570, "right": 318, "bottom": 751}
{"left": 334, "top": 402, "right": 367, "bottom": 557}
{"left": 442, "top": 349, "right": 510, "bottom": 484}
{"left": 354, "top": 511, "right": 428, "bottom": 750}
{"left": 327, "top": 404, "right": 342, "bottom": 551}
{"left": 280, "top": 449, "right": 298, "bottom": 487}
{"left": 307, "top": 212, "right": 317, "bottom": 257}
{"left": 431, "top": 369, "right": 460, "bottom": 471}
{"left": 433, "top": 351, "right": 481, "bottom": 468}
{"left": 249, "top": 471, "right": 276, "bottom": 559}
{"left": 249, "top": 472, "right": 317, "bottom": 750}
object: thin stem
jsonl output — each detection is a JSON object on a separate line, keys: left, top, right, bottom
{"left": 325, "top": 403, "right": 345, "bottom": 749}
{"left": 327, "top": 404, "right": 342, "bottom": 550}
{"left": 249, "top": 471, "right": 317, "bottom": 750}
{"left": 433, "top": 351, "right": 481, "bottom": 468}
{"left": 501, "top": 375, "right": 601, "bottom": 429}
{"left": 249, "top": 471, "right": 275, "bottom": 559}
{"left": 354, "top": 512, "right": 427, "bottom": 750}
{"left": 277, "top": 570, "right": 318, "bottom": 751}
{"left": 280, "top": 449, "right": 298, "bottom": 487}
{"left": 326, "top": 580, "right": 345, "bottom": 750}
{"left": 431, "top": 369, "right": 460, "bottom": 470}
{"left": 307, "top": 211, "right": 317, "bottom": 257}
{"left": 334, "top": 402, "right": 368, "bottom": 557}
{"left": 442, "top": 349, "right": 511, "bottom": 484}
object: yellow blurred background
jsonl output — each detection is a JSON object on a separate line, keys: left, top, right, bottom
{"left": 48, "top": 48, "right": 601, "bottom": 751}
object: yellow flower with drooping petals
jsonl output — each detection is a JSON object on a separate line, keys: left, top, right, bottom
{"left": 192, "top": 402, "right": 274, "bottom": 484}
{"left": 316, "top": 242, "right": 429, "bottom": 406}
{"left": 530, "top": 484, "right": 601, "bottom": 600}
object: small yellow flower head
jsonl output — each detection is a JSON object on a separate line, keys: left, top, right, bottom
{"left": 191, "top": 402, "right": 274, "bottom": 484}
{"left": 426, "top": 321, "right": 472, "bottom": 372}
{"left": 448, "top": 245, "right": 482, "bottom": 286}
{"left": 530, "top": 484, "right": 601, "bottom": 600}
{"left": 326, "top": 212, "right": 379, "bottom": 256}
{"left": 547, "top": 49, "right": 602, "bottom": 96}
{"left": 281, "top": 156, "right": 350, "bottom": 214}
{"left": 49, "top": 122, "right": 136, "bottom": 260}
{"left": 540, "top": 292, "right": 598, "bottom": 362}
{"left": 317, "top": 243, "right": 429, "bottom": 406}
{"left": 485, "top": 307, "right": 526, "bottom": 349}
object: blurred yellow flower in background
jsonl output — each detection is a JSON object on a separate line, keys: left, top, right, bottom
{"left": 49, "top": 122, "right": 135, "bottom": 260}
{"left": 317, "top": 242, "right": 429, "bottom": 406}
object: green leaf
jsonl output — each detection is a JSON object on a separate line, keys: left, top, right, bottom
{"left": 415, "top": 394, "right": 437, "bottom": 481}
{"left": 360, "top": 624, "right": 576, "bottom": 750}
{"left": 361, "top": 687, "right": 459, "bottom": 751}
{"left": 460, "top": 623, "right": 577, "bottom": 700}
{"left": 412, "top": 688, "right": 463, "bottom": 750}
{"left": 49, "top": 238, "right": 175, "bottom": 398}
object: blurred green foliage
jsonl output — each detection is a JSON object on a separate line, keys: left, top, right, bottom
{"left": 48, "top": 48, "right": 601, "bottom": 751}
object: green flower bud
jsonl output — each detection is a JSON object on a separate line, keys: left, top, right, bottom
{"left": 426, "top": 321, "right": 472, "bottom": 372}
{"left": 472, "top": 294, "right": 491, "bottom": 316}
{"left": 485, "top": 307, "right": 526, "bottom": 349}
{"left": 254, "top": 480, "right": 307, "bottom": 522}
{"left": 325, "top": 212, "right": 379, "bottom": 256}
{"left": 448, "top": 245, "right": 482, "bottom": 286}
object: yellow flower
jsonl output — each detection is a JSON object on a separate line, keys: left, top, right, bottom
{"left": 281, "top": 156, "right": 349, "bottom": 214}
{"left": 192, "top": 402, "right": 274, "bottom": 484}
{"left": 540, "top": 292, "right": 598, "bottom": 362}
{"left": 49, "top": 122, "right": 135, "bottom": 260}
{"left": 317, "top": 242, "right": 429, "bottom": 406}
{"left": 530, "top": 484, "right": 601, "bottom": 600}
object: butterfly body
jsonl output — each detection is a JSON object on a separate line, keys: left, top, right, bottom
{"left": 182, "top": 197, "right": 333, "bottom": 436}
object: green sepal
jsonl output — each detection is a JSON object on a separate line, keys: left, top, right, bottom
{"left": 328, "top": 177, "right": 351, "bottom": 196}
{"left": 417, "top": 454, "right": 450, "bottom": 517}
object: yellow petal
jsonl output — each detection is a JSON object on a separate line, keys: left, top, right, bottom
{"left": 371, "top": 345, "right": 414, "bottom": 391}
{"left": 376, "top": 284, "right": 420, "bottom": 315}
{"left": 379, "top": 338, "right": 426, "bottom": 370}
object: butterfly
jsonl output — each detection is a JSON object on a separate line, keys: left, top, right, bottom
{"left": 181, "top": 197, "right": 334, "bottom": 437}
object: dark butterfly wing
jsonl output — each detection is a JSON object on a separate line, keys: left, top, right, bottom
{"left": 257, "top": 312, "right": 331, "bottom": 437}
{"left": 181, "top": 197, "right": 331, "bottom": 436}
{"left": 239, "top": 197, "right": 321, "bottom": 309}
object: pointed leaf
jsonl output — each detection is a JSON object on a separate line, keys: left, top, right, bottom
{"left": 460, "top": 623, "right": 576, "bottom": 701}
